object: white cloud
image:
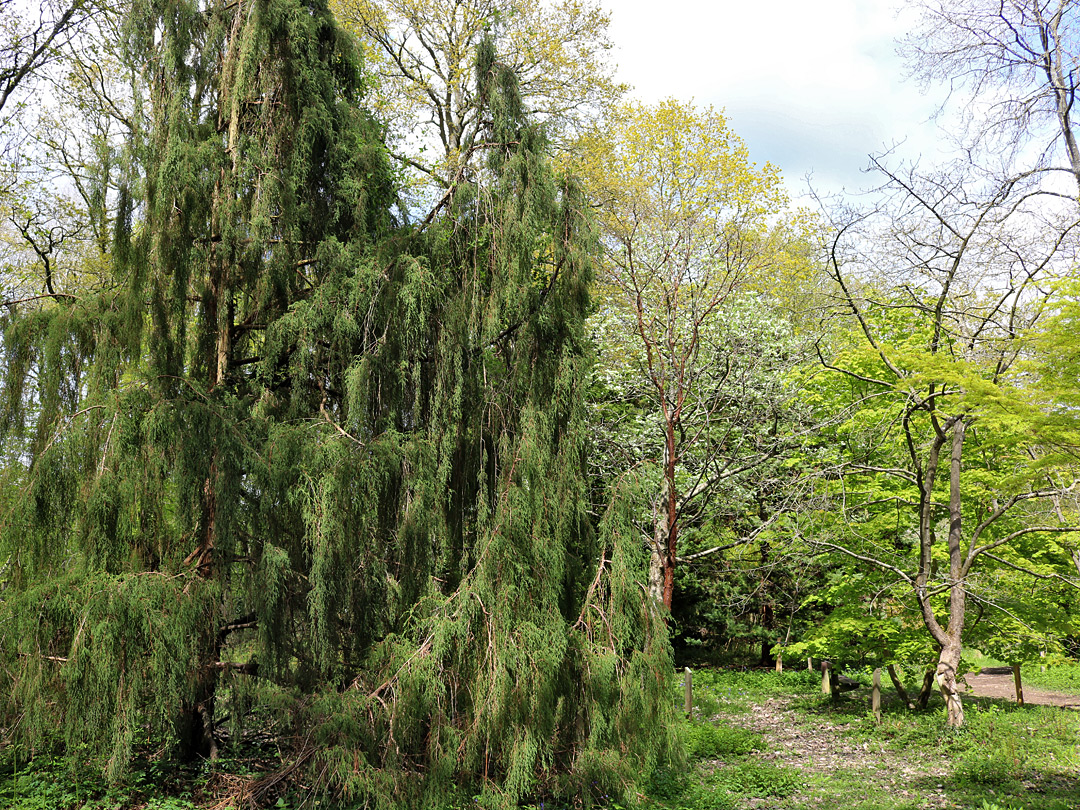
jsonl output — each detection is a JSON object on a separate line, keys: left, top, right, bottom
{"left": 605, "top": 0, "right": 950, "bottom": 196}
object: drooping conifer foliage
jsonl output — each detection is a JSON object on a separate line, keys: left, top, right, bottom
{"left": 0, "top": 1, "right": 673, "bottom": 806}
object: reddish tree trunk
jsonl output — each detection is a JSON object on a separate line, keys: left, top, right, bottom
{"left": 662, "top": 418, "right": 678, "bottom": 609}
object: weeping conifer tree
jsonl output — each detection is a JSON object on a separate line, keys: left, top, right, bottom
{"left": 0, "top": 1, "right": 673, "bottom": 806}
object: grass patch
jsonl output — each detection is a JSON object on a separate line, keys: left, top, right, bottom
{"left": 1022, "top": 660, "right": 1080, "bottom": 692}
{"left": 953, "top": 748, "right": 1025, "bottom": 787}
{"left": 681, "top": 720, "right": 765, "bottom": 759}
{"left": 645, "top": 757, "right": 799, "bottom": 810}
{"left": 684, "top": 666, "right": 818, "bottom": 715}
{"left": 677, "top": 665, "right": 1080, "bottom": 810}
{"left": 708, "top": 760, "right": 800, "bottom": 799}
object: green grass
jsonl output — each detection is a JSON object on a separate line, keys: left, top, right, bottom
{"left": 646, "top": 663, "right": 1080, "bottom": 810}
{"left": 681, "top": 720, "right": 765, "bottom": 759}
{"left": 5, "top": 663, "right": 1078, "bottom": 809}
{"left": 1022, "top": 660, "right": 1080, "bottom": 692}
{"left": 682, "top": 666, "right": 820, "bottom": 716}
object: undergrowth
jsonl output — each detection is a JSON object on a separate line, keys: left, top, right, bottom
{"left": 4, "top": 662, "right": 1078, "bottom": 809}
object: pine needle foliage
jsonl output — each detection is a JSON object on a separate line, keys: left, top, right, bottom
{"left": 0, "top": 1, "right": 674, "bottom": 805}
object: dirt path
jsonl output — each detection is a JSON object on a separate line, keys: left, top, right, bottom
{"left": 717, "top": 698, "right": 956, "bottom": 808}
{"left": 962, "top": 668, "right": 1080, "bottom": 708}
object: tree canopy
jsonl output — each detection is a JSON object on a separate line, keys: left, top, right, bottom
{"left": 572, "top": 99, "right": 812, "bottom": 612}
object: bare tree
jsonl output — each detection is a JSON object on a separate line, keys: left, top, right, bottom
{"left": 1, "top": 2, "right": 129, "bottom": 306}
{"left": 0, "top": 0, "right": 94, "bottom": 118}
{"left": 905, "top": 0, "right": 1080, "bottom": 194}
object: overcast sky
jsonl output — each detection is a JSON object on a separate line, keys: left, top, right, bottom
{"left": 605, "top": 0, "right": 954, "bottom": 198}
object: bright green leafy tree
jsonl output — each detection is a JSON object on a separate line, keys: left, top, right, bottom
{"left": 800, "top": 158, "right": 1080, "bottom": 726}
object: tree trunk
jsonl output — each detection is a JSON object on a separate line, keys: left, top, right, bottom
{"left": 649, "top": 464, "right": 670, "bottom": 605}
{"left": 759, "top": 603, "right": 774, "bottom": 668}
{"left": 177, "top": 682, "right": 218, "bottom": 761}
{"left": 649, "top": 436, "right": 679, "bottom": 609}
{"left": 936, "top": 642, "right": 964, "bottom": 727}
{"left": 936, "top": 419, "right": 966, "bottom": 727}
{"left": 648, "top": 541, "right": 664, "bottom": 605}
{"left": 1040, "top": 13, "right": 1080, "bottom": 196}
{"left": 759, "top": 536, "right": 774, "bottom": 667}
{"left": 915, "top": 668, "right": 936, "bottom": 710}
{"left": 662, "top": 420, "right": 678, "bottom": 609}
{"left": 887, "top": 664, "right": 915, "bottom": 710}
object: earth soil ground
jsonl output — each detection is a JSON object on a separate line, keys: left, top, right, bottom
{"left": 962, "top": 667, "right": 1080, "bottom": 708}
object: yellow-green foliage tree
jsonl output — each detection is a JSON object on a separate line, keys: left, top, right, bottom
{"left": 572, "top": 99, "right": 813, "bottom": 611}
{"left": 330, "top": 0, "right": 624, "bottom": 191}
{"left": 1029, "top": 278, "right": 1080, "bottom": 579}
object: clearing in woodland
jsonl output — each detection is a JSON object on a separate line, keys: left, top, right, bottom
{"left": 643, "top": 667, "right": 1080, "bottom": 810}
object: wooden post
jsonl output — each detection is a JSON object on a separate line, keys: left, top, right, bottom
{"left": 821, "top": 661, "right": 832, "bottom": 695}
{"left": 775, "top": 654, "right": 783, "bottom": 673}
{"left": 807, "top": 657, "right": 813, "bottom": 672}
{"left": 872, "top": 668, "right": 882, "bottom": 723}
{"left": 684, "top": 667, "right": 693, "bottom": 718}
{"left": 1012, "top": 664, "right": 1024, "bottom": 706}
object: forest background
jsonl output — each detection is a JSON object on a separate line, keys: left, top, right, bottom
{"left": 1, "top": 0, "right": 1080, "bottom": 808}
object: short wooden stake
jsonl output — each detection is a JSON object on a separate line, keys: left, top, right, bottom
{"left": 1012, "top": 663, "right": 1024, "bottom": 706}
{"left": 775, "top": 654, "right": 783, "bottom": 673}
{"left": 821, "top": 660, "right": 832, "bottom": 695}
{"left": 807, "top": 656, "right": 813, "bottom": 672}
{"left": 872, "top": 668, "right": 882, "bottom": 723}
{"left": 684, "top": 667, "right": 693, "bottom": 718}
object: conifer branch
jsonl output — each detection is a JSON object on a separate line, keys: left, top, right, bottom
{"left": 97, "top": 412, "right": 117, "bottom": 476}
{"left": 416, "top": 140, "right": 519, "bottom": 231}
{"left": 362, "top": 635, "right": 434, "bottom": 698}
{"left": 318, "top": 385, "right": 365, "bottom": 447}
{"left": 34, "top": 405, "right": 107, "bottom": 461}
{"left": 574, "top": 554, "right": 607, "bottom": 629}
{"left": 218, "top": 614, "right": 257, "bottom": 643}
